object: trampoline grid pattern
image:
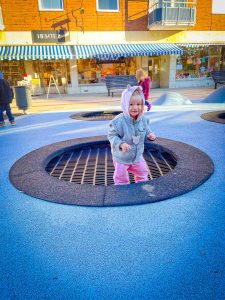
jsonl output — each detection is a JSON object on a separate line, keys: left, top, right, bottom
{"left": 218, "top": 112, "right": 225, "bottom": 119}
{"left": 70, "top": 111, "right": 122, "bottom": 121}
{"left": 46, "top": 143, "right": 177, "bottom": 186}
{"left": 10, "top": 137, "right": 214, "bottom": 206}
{"left": 201, "top": 110, "right": 225, "bottom": 124}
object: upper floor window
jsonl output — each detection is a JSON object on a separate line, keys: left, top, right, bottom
{"left": 174, "top": 0, "right": 185, "bottom": 8}
{"left": 149, "top": 0, "right": 186, "bottom": 11}
{"left": 97, "top": 0, "right": 119, "bottom": 12}
{"left": 38, "top": 0, "right": 64, "bottom": 11}
{"left": 212, "top": 0, "right": 225, "bottom": 14}
{"left": 0, "top": 7, "right": 5, "bottom": 30}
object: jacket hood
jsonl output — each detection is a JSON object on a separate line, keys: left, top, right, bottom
{"left": 121, "top": 85, "right": 145, "bottom": 119}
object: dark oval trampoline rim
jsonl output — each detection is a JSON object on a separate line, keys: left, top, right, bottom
{"left": 201, "top": 110, "right": 225, "bottom": 124}
{"left": 9, "top": 136, "right": 214, "bottom": 207}
{"left": 70, "top": 111, "right": 122, "bottom": 121}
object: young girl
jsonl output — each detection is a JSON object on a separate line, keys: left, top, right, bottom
{"left": 136, "top": 68, "right": 151, "bottom": 111}
{"left": 108, "top": 85, "right": 156, "bottom": 185}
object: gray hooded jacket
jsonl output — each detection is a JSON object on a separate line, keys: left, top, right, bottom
{"left": 108, "top": 85, "right": 153, "bottom": 164}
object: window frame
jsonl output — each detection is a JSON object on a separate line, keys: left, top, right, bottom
{"left": 96, "top": 0, "right": 120, "bottom": 12}
{"left": 38, "top": 0, "right": 64, "bottom": 11}
{"left": 212, "top": 0, "right": 225, "bottom": 14}
{"left": 0, "top": 7, "right": 5, "bottom": 30}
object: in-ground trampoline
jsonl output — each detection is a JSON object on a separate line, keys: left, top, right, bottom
{"left": 9, "top": 136, "right": 214, "bottom": 207}
{"left": 201, "top": 111, "right": 225, "bottom": 124}
{"left": 70, "top": 111, "right": 122, "bottom": 121}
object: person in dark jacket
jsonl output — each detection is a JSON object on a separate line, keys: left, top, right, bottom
{"left": 0, "top": 72, "right": 15, "bottom": 126}
{"left": 136, "top": 69, "right": 151, "bottom": 111}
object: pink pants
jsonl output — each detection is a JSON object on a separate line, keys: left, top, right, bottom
{"left": 113, "top": 158, "right": 149, "bottom": 185}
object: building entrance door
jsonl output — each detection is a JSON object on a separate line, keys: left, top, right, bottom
{"left": 148, "top": 57, "right": 160, "bottom": 88}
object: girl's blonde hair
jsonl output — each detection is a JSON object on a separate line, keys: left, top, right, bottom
{"left": 136, "top": 68, "right": 146, "bottom": 78}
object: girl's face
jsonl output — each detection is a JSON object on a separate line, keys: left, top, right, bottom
{"left": 129, "top": 94, "right": 144, "bottom": 119}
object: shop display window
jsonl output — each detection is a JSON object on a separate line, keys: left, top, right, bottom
{"left": 32, "top": 60, "right": 70, "bottom": 93}
{"left": 220, "top": 46, "right": 225, "bottom": 70}
{"left": 0, "top": 61, "right": 25, "bottom": 86}
{"left": 78, "top": 57, "right": 137, "bottom": 84}
{"left": 176, "top": 46, "right": 224, "bottom": 79}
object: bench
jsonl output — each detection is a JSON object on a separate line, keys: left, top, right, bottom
{"left": 105, "top": 75, "right": 138, "bottom": 97}
{"left": 211, "top": 71, "right": 225, "bottom": 89}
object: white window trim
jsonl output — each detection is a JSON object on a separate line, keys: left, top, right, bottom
{"left": 0, "top": 7, "right": 5, "bottom": 30}
{"left": 38, "top": 0, "right": 64, "bottom": 11}
{"left": 96, "top": 0, "right": 120, "bottom": 12}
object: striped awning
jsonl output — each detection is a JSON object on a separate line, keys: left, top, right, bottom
{"left": 177, "top": 43, "right": 225, "bottom": 48}
{"left": 0, "top": 45, "right": 73, "bottom": 60}
{"left": 0, "top": 43, "right": 184, "bottom": 60}
{"left": 72, "top": 43, "right": 183, "bottom": 59}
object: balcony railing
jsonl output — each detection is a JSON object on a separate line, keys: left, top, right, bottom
{"left": 148, "top": 0, "right": 196, "bottom": 30}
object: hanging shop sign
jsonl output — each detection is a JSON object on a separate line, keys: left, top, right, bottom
{"left": 32, "top": 30, "right": 70, "bottom": 43}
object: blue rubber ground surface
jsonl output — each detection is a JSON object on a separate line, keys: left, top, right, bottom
{"left": 1, "top": 104, "right": 225, "bottom": 300}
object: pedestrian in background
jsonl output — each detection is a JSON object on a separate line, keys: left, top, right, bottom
{"left": 136, "top": 68, "right": 151, "bottom": 111}
{"left": 0, "top": 72, "right": 15, "bottom": 127}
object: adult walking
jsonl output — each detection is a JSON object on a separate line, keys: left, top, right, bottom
{"left": 136, "top": 68, "right": 151, "bottom": 111}
{"left": 0, "top": 72, "right": 15, "bottom": 127}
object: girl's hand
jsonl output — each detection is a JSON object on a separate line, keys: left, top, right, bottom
{"left": 120, "top": 143, "right": 131, "bottom": 152}
{"left": 147, "top": 133, "right": 156, "bottom": 141}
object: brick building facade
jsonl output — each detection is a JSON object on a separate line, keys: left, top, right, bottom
{"left": 1, "top": 0, "right": 225, "bottom": 31}
{"left": 0, "top": 0, "right": 225, "bottom": 94}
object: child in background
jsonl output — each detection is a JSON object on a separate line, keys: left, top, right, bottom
{"left": 108, "top": 85, "right": 156, "bottom": 185}
{"left": 136, "top": 68, "right": 151, "bottom": 111}
{"left": 0, "top": 72, "right": 15, "bottom": 126}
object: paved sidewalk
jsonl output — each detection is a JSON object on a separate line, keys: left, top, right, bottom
{"left": 1, "top": 86, "right": 225, "bottom": 300}
{"left": 11, "top": 86, "right": 215, "bottom": 114}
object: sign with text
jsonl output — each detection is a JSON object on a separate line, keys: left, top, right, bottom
{"left": 96, "top": 57, "right": 125, "bottom": 64}
{"left": 32, "top": 30, "right": 70, "bottom": 43}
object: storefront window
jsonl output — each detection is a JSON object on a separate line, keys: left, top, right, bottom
{"left": 176, "top": 46, "right": 224, "bottom": 79}
{"left": 32, "top": 60, "right": 70, "bottom": 93}
{"left": 78, "top": 57, "right": 137, "bottom": 84}
{"left": 219, "top": 46, "right": 225, "bottom": 70}
{"left": 0, "top": 61, "right": 25, "bottom": 86}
